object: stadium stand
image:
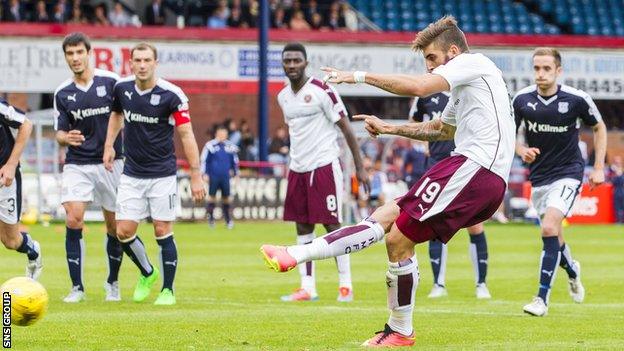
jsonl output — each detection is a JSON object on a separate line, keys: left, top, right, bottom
{"left": 2, "top": 1, "right": 623, "bottom": 36}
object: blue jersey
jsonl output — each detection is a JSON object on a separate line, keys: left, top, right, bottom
{"left": 409, "top": 92, "right": 455, "bottom": 167}
{"left": 0, "top": 100, "right": 26, "bottom": 167}
{"left": 112, "top": 77, "right": 190, "bottom": 179}
{"left": 513, "top": 84, "right": 602, "bottom": 187}
{"left": 200, "top": 139, "right": 239, "bottom": 178}
{"left": 54, "top": 69, "right": 122, "bottom": 165}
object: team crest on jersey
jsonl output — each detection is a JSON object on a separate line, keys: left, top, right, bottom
{"left": 304, "top": 94, "right": 312, "bottom": 103}
{"left": 558, "top": 102, "right": 569, "bottom": 113}
{"left": 150, "top": 94, "right": 161, "bottom": 106}
{"left": 96, "top": 85, "right": 107, "bottom": 97}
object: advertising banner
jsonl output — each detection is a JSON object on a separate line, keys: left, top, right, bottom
{"left": 1, "top": 38, "right": 623, "bottom": 99}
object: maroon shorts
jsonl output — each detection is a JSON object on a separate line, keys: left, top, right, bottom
{"left": 395, "top": 155, "right": 505, "bottom": 244}
{"left": 283, "top": 160, "right": 343, "bottom": 225}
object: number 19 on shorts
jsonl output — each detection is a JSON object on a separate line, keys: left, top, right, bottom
{"left": 414, "top": 177, "right": 441, "bottom": 203}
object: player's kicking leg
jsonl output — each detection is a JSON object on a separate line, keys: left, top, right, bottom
{"left": 467, "top": 222, "right": 491, "bottom": 299}
{"left": 262, "top": 201, "right": 394, "bottom": 274}
{"left": 324, "top": 223, "right": 353, "bottom": 302}
{"left": 261, "top": 201, "right": 413, "bottom": 346}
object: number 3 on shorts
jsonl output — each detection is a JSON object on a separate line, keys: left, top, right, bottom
{"left": 326, "top": 195, "right": 337, "bottom": 211}
{"left": 414, "top": 177, "right": 441, "bottom": 204}
{"left": 7, "top": 198, "right": 15, "bottom": 214}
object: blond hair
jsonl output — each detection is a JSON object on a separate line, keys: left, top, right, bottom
{"left": 131, "top": 42, "right": 158, "bottom": 60}
{"left": 412, "top": 15, "right": 468, "bottom": 52}
{"left": 533, "top": 47, "right": 561, "bottom": 67}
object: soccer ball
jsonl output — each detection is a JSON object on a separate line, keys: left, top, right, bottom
{"left": 0, "top": 277, "right": 48, "bottom": 326}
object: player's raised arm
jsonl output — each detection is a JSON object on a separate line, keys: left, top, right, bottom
{"left": 354, "top": 114, "right": 455, "bottom": 142}
{"left": 322, "top": 68, "right": 449, "bottom": 98}
{"left": 177, "top": 123, "right": 206, "bottom": 202}
{"left": 0, "top": 107, "right": 32, "bottom": 187}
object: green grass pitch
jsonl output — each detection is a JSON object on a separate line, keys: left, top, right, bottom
{"left": 2, "top": 222, "right": 623, "bottom": 350}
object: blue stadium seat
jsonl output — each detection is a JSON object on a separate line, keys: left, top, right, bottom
{"left": 504, "top": 23, "right": 518, "bottom": 34}
{"left": 587, "top": 26, "right": 599, "bottom": 35}
{"left": 601, "top": 27, "right": 613, "bottom": 36}
{"left": 461, "top": 22, "right": 474, "bottom": 32}
{"left": 572, "top": 22, "right": 587, "bottom": 34}
{"left": 545, "top": 24, "right": 561, "bottom": 34}
{"left": 385, "top": 0, "right": 397, "bottom": 11}
{"left": 386, "top": 21, "right": 399, "bottom": 31}
{"left": 518, "top": 23, "right": 532, "bottom": 34}
{"left": 533, "top": 24, "right": 546, "bottom": 34}
{"left": 401, "top": 21, "right": 416, "bottom": 32}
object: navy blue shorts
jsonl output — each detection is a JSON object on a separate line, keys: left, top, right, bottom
{"left": 208, "top": 176, "right": 231, "bottom": 197}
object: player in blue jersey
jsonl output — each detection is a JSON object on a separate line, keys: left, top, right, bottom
{"left": 104, "top": 42, "right": 206, "bottom": 305}
{"left": 53, "top": 32, "right": 124, "bottom": 303}
{"left": 410, "top": 93, "right": 491, "bottom": 299}
{"left": 200, "top": 125, "right": 239, "bottom": 229}
{"left": 514, "top": 47, "right": 607, "bottom": 316}
{"left": 0, "top": 100, "right": 42, "bottom": 280}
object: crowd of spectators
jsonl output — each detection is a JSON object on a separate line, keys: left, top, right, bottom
{"left": 1, "top": 0, "right": 139, "bottom": 27}
{"left": 1, "top": 0, "right": 359, "bottom": 31}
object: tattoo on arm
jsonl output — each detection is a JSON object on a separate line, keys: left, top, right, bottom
{"left": 367, "top": 76, "right": 401, "bottom": 95}
{"left": 390, "top": 120, "right": 454, "bottom": 141}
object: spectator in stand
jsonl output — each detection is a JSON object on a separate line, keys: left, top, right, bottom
{"left": 93, "top": 3, "right": 109, "bottom": 26}
{"left": 285, "top": 0, "right": 303, "bottom": 24}
{"left": 609, "top": 155, "right": 624, "bottom": 223}
{"left": 340, "top": 1, "right": 358, "bottom": 31}
{"left": 68, "top": 5, "right": 87, "bottom": 24}
{"left": 271, "top": 6, "right": 287, "bottom": 29}
{"left": 52, "top": 0, "right": 70, "bottom": 23}
{"left": 185, "top": 0, "right": 207, "bottom": 27}
{"left": 268, "top": 126, "right": 290, "bottom": 174}
{"left": 289, "top": 10, "right": 310, "bottom": 30}
{"left": 145, "top": 0, "right": 165, "bottom": 26}
{"left": 247, "top": 0, "right": 259, "bottom": 27}
{"left": 227, "top": 5, "right": 248, "bottom": 28}
{"left": 238, "top": 120, "right": 257, "bottom": 162}
{"left": 3, "top": 0, "right": 26, "bottom": 22}
{"left": 225, "top": 118, "right": 241, "bottom": 147}
{"left": 207, "top": 3, "right": 228, "bottom": 29}
{"left": 327, "top": 2, "right": 345, "bottom": 30}
{"left": 109, "top": 2, "right": 132, "bottom": 27}
{"left": 305, "top": 0, "right": 319, "bottom": 24}
{"left": 33, "top": 0, "right": 50, "bottom": 23}
{"left": 310, "top": 12, "right": 324, "bottom": 30}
